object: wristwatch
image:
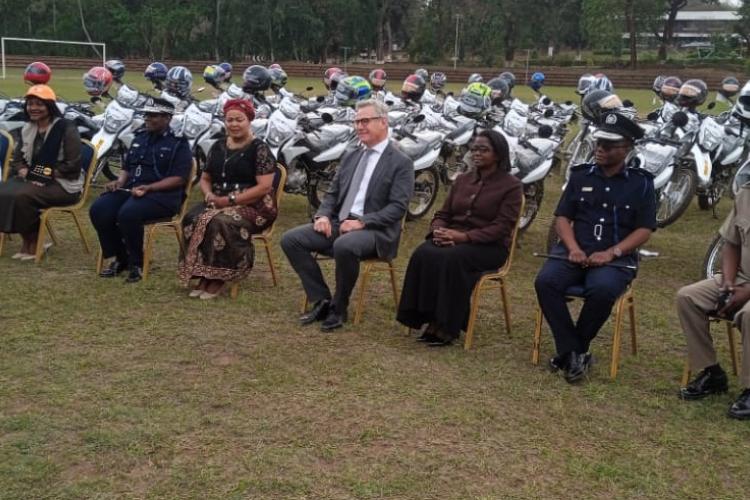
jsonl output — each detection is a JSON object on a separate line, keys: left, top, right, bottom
{"left": 228, "top": 192, "right": 237, "bottom": 206}
{"left": 612, "top": 246, "right": 623, "bottom": 258}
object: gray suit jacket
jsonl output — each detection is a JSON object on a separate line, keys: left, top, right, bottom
{"left": 316, "top": 141, "right": 414, "bottom": 260}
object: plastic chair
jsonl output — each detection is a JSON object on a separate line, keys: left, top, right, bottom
{"left": 229, "top": 164, "right": 287, "bottom": 298}
{"left": 463, "top": 196, "right": 525, "bottom": 350}
{"left": 531, "top": 283, "right": 637, "bottom": 380}
{"left": 681, "top": 318, "right": 740, "bottom": 386}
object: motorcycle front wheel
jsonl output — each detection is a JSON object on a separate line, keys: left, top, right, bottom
{"left": 94, "top": 142, "right": 126, "bottom": 183}
{"left": 519, "top": 181, "right": 544, "bottom": 232}
{"left": 407, "top": 166, "right": 440, "bottom": 221}
{"left": 702, "top": 233, "right": 724, "bottom": 280}
{"left": 656, "top": 167, "right": 697, "bottom": 228}
{"left": 307, "top": 161, "right": 338, "bottom": 211}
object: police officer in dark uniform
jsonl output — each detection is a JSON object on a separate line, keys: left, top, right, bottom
{"left": 534, "top": 112, "right": 656, "bottom": 383}
{"left": 89, "top": 97, "right": 192, "bottom": 282}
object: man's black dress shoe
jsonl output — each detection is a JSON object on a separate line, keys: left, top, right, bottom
{"left": 125, "top": 266, "right": 143, "bottom": 283}
{"left": 564, "top": 352, "right": 591, "bottom": 383}
{"left": 549, "top": 354, "right": 568, "bottom": 373}
{"left": 300, "top": 300, "right": 330, "bottom": 326}
{"left": 320, "top": 307, "right": 346, "bottom": 332}
{"left": 99, "top": 260, "right": 127, "bottom": 278}
{"left": 680, "top": 367, "right": 728, "bottom": 400}
{"left": 426, "top": 336, "right": 453, "bottom": 347}
{"left": 728, "top": 389, "right": 750, "bottom": 420}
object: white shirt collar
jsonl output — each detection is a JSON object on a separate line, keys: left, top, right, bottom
{"left": 367, "top": 137, "right": 389, "bottom": 155}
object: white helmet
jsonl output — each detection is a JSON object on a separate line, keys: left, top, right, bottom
{"left": 733, "top": 81, "right": 750, "bottom": 120}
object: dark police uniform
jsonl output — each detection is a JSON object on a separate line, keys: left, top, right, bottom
{"left": 534, "top": 112, "right": 655, "bottom": 359}
{"left": 89, "top": 127, "right": 192, "bottom": 269}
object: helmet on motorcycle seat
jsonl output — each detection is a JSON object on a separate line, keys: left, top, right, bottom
{"left": 329, "top": 71, "right": 348, "bottom": 92}
{"left": 719, "top": 76, "right": 741, "bottom": 100}
{"left": 219, "top": 62, "right": 233, "bottom": 81}
{"left": 144, "top": 62, "right": 168, "bottom": 85}
{"left": 165, "top": 66, "right": 193, "bottom": 99}
{"left": 486, "top": 77, "right": 510, "bottom": 101}
{"left": 368, "top": 69, "right": 387, "bottom": 91}
{"left": 591, "top": 73, "right": 613, "bottom": 93}
{"left": 269, "top": 67, "right": 288, "bottom": 91}
{"left": 334, "top": 75, "right": 372, "bottom": 107}
{"left": 242, "top": 65, "right": 271, "bottom": 93}
{"left": 652, "top": 75, "right": 666, "bottom": 97}
{"left": 82, "top": 66, "right": 113, "bottom": 97}
{"left": 676, "top": 79, "right": 708, "bottom": 108}
{"left": 660, "top": 76, "right": 682, "bottom": 102}
{"left": 458, "top": 82, "right": 491, "bottom": 118}
{"left": 104, "top": 59, "right": 125, "bottom": 81}
{"left": 733, "top": 81, "right": 750, "bottom": 120}
{"left": 581, "top": 89, "right": 623, "bottom": 123}
{"left": 401, "top": 74, "right": 426, "bottom": 103}
{"left": 498, "top": 71, "right": 516, "bottom": 90}
{"left": 430, "top": 71, "right": 446, "bottom": 91}
{"left": 468, "top": 73, "right": 483, "bottom": 84}
{"left": 530, "top": 71, "right": 545, "bottom": 92}
{"left": 576, "top": 73, "right": 595, "bottom": 96}
{"left": 323, "top": 67, "right": 344, "bottom": 90}
{"left": 203, "top": 65, "right": 227, "bottom": 87}
{"left": 23, "top": 62, "right": 51, "bottom": 85}
{"left": 268, "top": 63, "right": 282, "bottom": 71}
{"left": 415, "top": 68, "right": 429, "bottom": 81}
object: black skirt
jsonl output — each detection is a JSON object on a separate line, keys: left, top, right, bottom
{"left": 397, "top": 240, "right": 508, "bottom": 339}
{"left": 0, "top": 178, "right": 79, "bottom": 234}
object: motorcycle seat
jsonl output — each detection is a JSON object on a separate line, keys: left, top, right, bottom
{"left": 445, "top": 122, "right": 474, "bottom": 141}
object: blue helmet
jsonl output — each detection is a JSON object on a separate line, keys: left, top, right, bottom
{"left": 219, "top": 62, "right": 233, "bottom": 81}
{"left": 165, "top": 66, "right": 193, "bottom": 99}
{"left": 530, "top": 71, "right": 545, "bottom": 92}
{"left": 144, "top": 62, "right": 168, "bottom": 85}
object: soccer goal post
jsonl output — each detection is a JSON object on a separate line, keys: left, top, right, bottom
{"left": 1, "top": 37, "right": 106, "bottom": 79}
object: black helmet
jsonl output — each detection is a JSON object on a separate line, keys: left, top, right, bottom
{"left": 498, "top": 71, "right": 516, "bottom": 90}
{"left": 719, "top": 76, "right": 741, "bottom": 100}
{"left": 269, "top": 67, "right": 288, "bottom": 91}
{"left": 660, "top": 76, "right": 682, "bottom": 103}
{"left": 581, "top": 89, "right": 623, "bottom": 123}
{"left": 676, "top": 79, "right": 708, "bottom": 108}
{"left": 242, "top": 65, "right": 272, "bottom": 93}
{"left": 486, "top": 77, "right": 510, "bottom": 101}
{"left": 652, "top": 75, "right": 666, "bottom": 97}
{"left": 401, "top": 74, "right": 426, "bottom": 102}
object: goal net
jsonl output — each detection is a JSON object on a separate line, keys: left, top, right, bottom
{"left": 1, "top": 37, "right": 106, "bottom": 79}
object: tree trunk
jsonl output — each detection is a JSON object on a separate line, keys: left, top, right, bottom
{"left": 214, "top": 0, "right": 221, "bottom": 61}
{"left": 385, "top": 19, "right": 392, "bottom": 61}
{"left": 77, "top": 0, "right": 102, "bottom": 58}
{"left": 626, "top": 0, "right": 637, "bottom": 69}
{"left": 658, "top": 0, "right": 686, "bottom": 61}
{"left": 503, "top": 20, "right": 516, "bottom": 64}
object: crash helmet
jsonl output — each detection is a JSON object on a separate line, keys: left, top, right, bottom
{"left": 652, "top": 75, "right": 666, "bottom": 98}
{"left": 219, "top": 62, "right": 233, "bottom": 81}
{"left": 719, "top": 76, "right": 741, "bottom": 100}
{"left": 334, "top": 75, "right": 372, "bottom": 107}
{"left": 83, "top": 66, "right": 114, "bottom": 96}
{"left": 144, "top": 62, "right": 168, "bottom": 85}
{"left": 660, "top": 76, "right": 682, "bottom": 103}
{"left": 591, "top": 73, "right": 613, "bottom": 93}
{"left": 733, "top": 81, "right": 750, "bottom": 120}
{"left": 269, "top": 67, "right": 288, "bottom": 91}
{"left": 415, "top": 68, "right": 429, "bottom": 81}
{"left": 581, "top": 89, "right": 623, "bottom": 123}
{"left": 104, "top": 59, "right": 125, "bottom": 81}
{"left": 530, "top": 71, "right": 545, "bottom": 92}
{"left": 430, "top": 72, "right": 447, "bottom": 91}
{"left": 486, "top": 77, "right": 510, "bottom": 101}
{"left": 468, "top": 73, "right": 483, "bottom": 84}
{"left": 268, "top": 63, "right": 282, "bottom": 71}
{"left": 202, "top": 65, "right": 227, "bottom": 87}
{"left": 368, "top": 69, "right": 387, "bottom": 91}
{"left": 165, "top": 66, "right": 193, "bottom": 99}
{"left": 458, "top": 82, "right": 491, "bottom": 118}
{"left": 401, "top": 74, "right": 426, "bottom": 102}
{"left": 576, "top": 73, "right": 595, "bottom": 96}
{"left": 498, "top": 71, "right": 516, "bottom": 90}
{"left": 23, "top": 62, "right": 52, "bottom": 85}
{"left": 242, "top": 65, "right": 272, "bottom": 93}
{"left": 675, "top": 79, "right": 708, "bottom": 108}
{"left": 323, "top": 67, "right": 344, "bottom": 90}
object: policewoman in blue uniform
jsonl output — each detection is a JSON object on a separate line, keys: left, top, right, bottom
{"left": 89, "top": 97, "right": 192, "bottom": 282}
{"left": 534, "top": 112, "right": 656, "bottom": 383}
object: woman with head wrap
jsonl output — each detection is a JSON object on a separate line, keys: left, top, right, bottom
{"left": 178, "top": 98, "right": 278, "bottom": 299}
{"left": 0, "top": 84, "right": 82, "bottom": 259}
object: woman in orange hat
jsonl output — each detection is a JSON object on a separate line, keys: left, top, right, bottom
{"left": 0, "top": 84, "right": 82, "bottom": 260}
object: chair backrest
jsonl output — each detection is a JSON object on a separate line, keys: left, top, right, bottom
{"left": 497, "top": 195, "right": 526, "bottom": 275}
{"left": 177, "top": 160, "right": 197, "bottom": 220}
{"left": 0, "top": 129, "right": 14, "bottom": 182}
{"left": 260, "top": 163, "right": 287, "bottom": 238}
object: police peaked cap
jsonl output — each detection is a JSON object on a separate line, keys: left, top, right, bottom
{"left": 142, "top": 97, "right": 176, "bottom": 115}
{"left": 593, "top": 112, "right": 644, "bottom": 142}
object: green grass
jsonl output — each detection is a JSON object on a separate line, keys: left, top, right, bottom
{"left": 2, "top": 66, "right": 750, "bottom": 498}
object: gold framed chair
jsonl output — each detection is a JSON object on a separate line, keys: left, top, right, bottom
{"left": 95, "top": 160, "right": 196, "bottom": 279}
{"left": 463, "top": 196, "right": 525, "bottom": 350}
{"left": 0, "top": 129, "right": 15, "bottom": 256}
{"left": 229, "top": 163, "right": 287, "bottom": 299}
{"left": 531, "top": 283, "right": 637, "bottom": 380}
{"left": 681, "top": 318, "right": 740, "bottom": 386}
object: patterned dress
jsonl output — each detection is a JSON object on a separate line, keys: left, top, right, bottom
{"left": 178, "top": 138, "right": 277, "bottom": 285}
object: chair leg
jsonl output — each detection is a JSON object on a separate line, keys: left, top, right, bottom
{"left": 353, "top": 262, "right": 373, "bottom": 325}
{"left": 610, "top": 297, "right": 626, "bottom": 379}
{"left": 464, "top": 280, "right": 483, "bottom": 351}
{"left": 727, "top": 322, "right": 740, "bottom": 377}
{"left": 142, "top": 226, "right": 156, "bottom": 280}
{"left": 173, "top": 224, "right": 185, "bottom": 257}
{"left": 531, "top": 304, "right": 544, "bottom": 365}
{"left": 681, "top": 358, "right": 691, "bottom": 387}
{"left": 96, "top": 247, "right": 104, "bottom": 275}
{"left": 34, "top": 214, "right": 50, "bottom": 263}
{"left": 628, "top": 295, "right": 637, "bottom": 355}
{"left": 0, "top": 232, "right": 6, "bottom": 257}
{"left": 71, "top": 212, "right": 91, "bottom": 254}
{"left": 230, "top": 283, "right": 239, "bottom": 299}
{"left": 499, "top": 279, "right": 512, "bottom": 337}
{"left": 301, "top": 295, "right": 309, "bottom": 314}
{"left": 45, "top": 218, "right": 60, "bottom": 246}
{"left": 264, "top": 241, "right": 278, "bottom": 287}
{"left": 387, "top": 262, "right": 399, "bottom": 310}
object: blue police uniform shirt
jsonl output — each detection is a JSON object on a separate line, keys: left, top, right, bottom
{"left": 554, "top": 162, "right": 657, "bottom": 261}
{"left": 124, "top": 128, "right": 192, "bottom": 212}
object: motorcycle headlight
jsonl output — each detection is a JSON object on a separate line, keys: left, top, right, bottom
{"left": 698, "top": 118, "right": 724, "bottom": 151}
{"left": 103, "top": 105, "right": 130, "bottom": 134}
{"left": 636, "top": 143, "right": 677, "bottom": 175}
{"left": 184, "top": 113, "right": 208, "bottom": 138}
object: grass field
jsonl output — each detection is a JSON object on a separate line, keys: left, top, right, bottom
{"left": 2, "top": 67, "right": 749, "bottom": 498}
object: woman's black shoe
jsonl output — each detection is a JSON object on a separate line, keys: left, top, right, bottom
{"left": 125, "top": 266, "right": 143, "bottom": 283}
{"left": 99, "top": 260, "right": 127, "bottom": 278}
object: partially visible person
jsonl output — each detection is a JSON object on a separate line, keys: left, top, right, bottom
{"left": 0, "top": 85, "right": 82, "bottom": 260}
{"left": 676, "top": 185, "right": 750, "bottom": 420}
{"left": 397, "top": 130, "right": 523, "bottom": 346}
{"left": 89, "top": 97, "right": 192, "bottom": 283}
{"left": 178, "top": 99, "right": 277, "bottom": 299}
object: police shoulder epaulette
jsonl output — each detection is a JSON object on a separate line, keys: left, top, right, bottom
{"left": 628, "top": 165, "right": 654, "bottom": 179}
{"left": 569, "top": 162, "right": 592, "bottom": 173}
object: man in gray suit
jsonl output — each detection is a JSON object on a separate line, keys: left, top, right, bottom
{"left": 281, "top": 99, "right": 414, "bottom": 331}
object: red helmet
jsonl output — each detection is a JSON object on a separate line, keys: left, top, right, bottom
{"left": 24, "top": 62, "right": 52, "bottom": 85}
{"left": 83, "top": 66, "right": 113, "bottom": 96}
{"left": 368, "top": 69, "right": 387, "bottom": 91}
{"left": 401, "top": 74, "right": 426, "bottom": 103}
{"left": 324, "top": 67, "right": 344, "bottom": 91}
